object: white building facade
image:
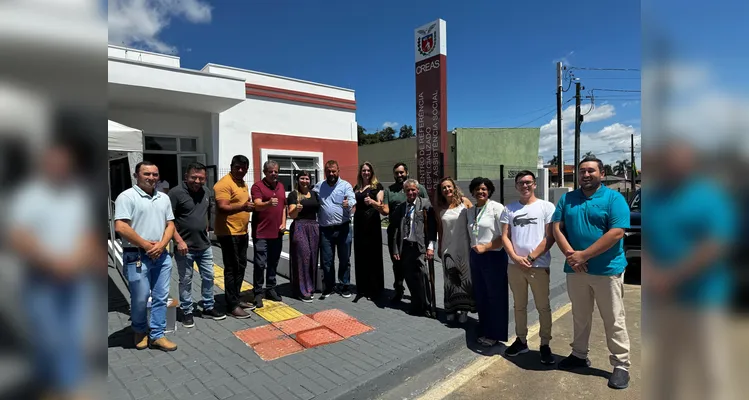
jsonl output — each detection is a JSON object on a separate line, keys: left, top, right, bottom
{"left": 108, "top": 45, "right": 358, "bottom": 196}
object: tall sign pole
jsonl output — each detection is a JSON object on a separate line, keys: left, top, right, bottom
{"left": 556, "top": 62, "right": 564, "bottom": 187}
{"left": 573, "top": 80, "right": 582, "bottom": 189}
{"left": 415, "top": 19, "right": 447, "bottom": 201}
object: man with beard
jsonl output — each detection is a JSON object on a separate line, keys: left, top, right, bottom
{"left": 552, "top": 156, "right": 631, "bottom": 390}
{"left": 114, "top": 161, "right": 177, "bottom": 351}
{"left": 380, "top": 162, "right": 427, "bottom": 303}
{"left": 214, "top": 155, "right": 255, "bottom": 319}
{"left": 250, "top": 160, "right": 287, "bottom": 308}
{"left": 314, "top": 160, "right": 356, "bottom": 298}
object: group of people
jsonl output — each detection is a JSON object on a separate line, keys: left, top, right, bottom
{"left": 114, "top": 154, "right": 631, "bottom": 390}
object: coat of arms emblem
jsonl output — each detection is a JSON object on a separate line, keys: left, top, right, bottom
{"left": 417, "top": 23, "right": 437, "bottom": 57}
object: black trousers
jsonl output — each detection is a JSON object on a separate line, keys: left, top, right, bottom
{"left": 402, "top": 241, "right": 432, "bottom": 312}
{"left": 252, "top": 236, "right": 283, "bottom": 295}
{"left": 387, "top": 225, "right": 405, "bottom": 294}
{"left": 217, "top": 234, "right": 248, "bottom": 309}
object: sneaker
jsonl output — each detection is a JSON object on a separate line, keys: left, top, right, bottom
{"left": 505, "top": 339, "right": 529, "bottom": 357}
{"left": 608, "top": 367, "right": 630, "bottom": 389}
{"left": 181, "top": 313, "right": 195, "bottom": 328}
{"left": 300, "top": 295, "right": 313, "bottom": 303}
{"left": 266, "top": 289, "right": 282, "bottom": 302}
{"left": 558, "top": 354, "right": 591, "bottom": 370}
{"left": 341, "top": 289, "right": 352, "bottom": 298}
{"left": 320, "top": 290, "right": 333, "bottom": 300}
{"left": 238, "top": 301, "right": 256, "bottom": 310}
{"left": 540, "top": 345, "right": 555, "bottom": 365}
{"left": 150, "top": 337, "right": 177, "bottom": 352}
{"left": 134, "top": 332, "right": 148, "bottom": 350}
{"left": 230, "top": 306, "right": 252, "bottom": 319}
{"left": 203, "top": 308, "right": 226, "bottom": 321}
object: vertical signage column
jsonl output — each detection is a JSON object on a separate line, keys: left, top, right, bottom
{"left": 415, "top": 19, "right": 447, "bottom": 200}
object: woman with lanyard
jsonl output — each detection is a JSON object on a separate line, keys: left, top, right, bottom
{"left": 466, "top": 177, "right": 509, "bottom": 347}
{"left": 287, "top": 171, "right": 321, "bottom": 302}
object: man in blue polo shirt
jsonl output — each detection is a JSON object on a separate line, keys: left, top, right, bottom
{"left": 552, "top": 156, "right": 631, "bottom": 390}
{"left": 115, "top": 161, "right": 177, "bottom": 352}
{"left": 314, "top": 160, "right": 356, "bottom": 299}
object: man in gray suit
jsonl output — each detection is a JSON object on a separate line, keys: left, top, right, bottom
{"left": 390, "top": 179, "right": 438, "bottom": 317}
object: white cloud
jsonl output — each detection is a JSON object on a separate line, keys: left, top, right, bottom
{"left": 553, "top": 51, "right": 575, "bottom": 66}
{"left": 382, "top": 121, "right": 399, "bottom": 129}
{"left": 540, "top": 122, "right": 641, "bottom": 166}
{"left": 539, "top": 103, "right": 616, "bottom": 138}
{"left": 108, "top": 0, "right": 212, "bottom": 54}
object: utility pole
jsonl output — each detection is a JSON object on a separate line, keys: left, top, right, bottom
{"left": 556, "top": 62, "right": 564, "bottom": 187}
{"left": 630, "top": 133, "right": 636, "bottom": 193}
{"left": 573, "top": 80, "right": 583, "bottom": 189}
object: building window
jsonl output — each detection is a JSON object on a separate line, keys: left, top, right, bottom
{"left": 145, "top": 136, "right": 177, "bottom": 152}
{"left": 267, "top": 156, "right": 319, "bottom": 191}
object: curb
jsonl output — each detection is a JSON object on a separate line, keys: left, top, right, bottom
{"left": 324, "top": 281, "right": 571, "bottom": 400}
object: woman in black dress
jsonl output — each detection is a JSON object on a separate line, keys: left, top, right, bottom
{"left": 353, "top": 161, "right": 385, "bottom": 301}
{"left": 287, "top": 171, "right": 321, "bottom": 302}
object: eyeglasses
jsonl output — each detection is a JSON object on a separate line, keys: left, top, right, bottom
{"left": 516, "top": 181, "right": 535, "bottom": 186}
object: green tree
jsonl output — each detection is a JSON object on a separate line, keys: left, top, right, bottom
{"left": 399, "top": 125, "right": 415, "bottom": 139}
{"left": 603, "top": 164, "right": 614, "bottom": 176}
{"left": 380, "top": 127, "right": 396, "bottom": 141}
{"left": 613, "top": 159, "right": 632, "bottom": 176}
{"left": 548, "top": 155, "right": 558, "bottom": 166}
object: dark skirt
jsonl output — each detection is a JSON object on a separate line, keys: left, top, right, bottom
{"left": 469, "top": 249, "right": 509, "bottom": 342}
{"left": 289, "top": 219, "right": 320, "bottom": 297}
{"left": 353, "top": 208, "right": 384, "bottom": 298}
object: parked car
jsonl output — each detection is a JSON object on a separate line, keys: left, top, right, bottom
{"left": 624, "top": 189, "right": 641, "bottom": 274}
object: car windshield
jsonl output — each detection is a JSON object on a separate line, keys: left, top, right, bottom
{"left": 630, "top": 190, "right": 641, "bottom": 211}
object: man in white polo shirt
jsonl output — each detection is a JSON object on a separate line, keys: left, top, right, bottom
{"left": 114, "top": 161, "right": 177, "bottom": 352}
{"left": 500, "top": 170, "right": 557, "bottom": 364}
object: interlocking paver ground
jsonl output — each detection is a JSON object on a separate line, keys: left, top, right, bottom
{"left": 272, "top": 315, "right": 322, "bottom": 335}
{"left": 325, "top": 319, "right": 374, "bottom": 338}
{"left": 294, "top": 327, "right": 345, "bottom": 348}
{"left": 252, "top": 337, "right": 306, "bottom": 361}
{"left": 109, "top": 230, "right": 571, "bottom": 399}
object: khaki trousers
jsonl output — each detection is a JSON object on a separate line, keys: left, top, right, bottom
{"left": 566, "top": 272, "right": 631, "bottom": 368}
{"left": 508, "top": 264, "right": 552, "bottom": 345}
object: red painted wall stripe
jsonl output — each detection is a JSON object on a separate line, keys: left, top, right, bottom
{"left": 245, "top": 88, "right": 357, "bottom": 111}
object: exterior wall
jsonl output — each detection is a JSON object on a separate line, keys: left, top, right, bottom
{"left": 108, "top": 45, "right": 180, "bottom": 68}
{"left": 108, "top": 108, "right": 213, "bottom": 160}
{"left": 455, "top": 128, "right": 540, "bottom": 180}
{"left": 358, "top": 138, "right": 417, "bottom": 184}
{"left": 252, "top": 132, "right": 358, "bottom": 185}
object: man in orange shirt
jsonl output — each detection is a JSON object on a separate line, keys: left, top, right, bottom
{"left": 214, "top": 155, "right": 255, "bottom": 319}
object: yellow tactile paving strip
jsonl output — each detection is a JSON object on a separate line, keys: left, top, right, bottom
{"left": 193, "top": 262, "right": 302, "bottom": 323}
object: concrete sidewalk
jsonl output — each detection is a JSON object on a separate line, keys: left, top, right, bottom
{"left": 440, "top": 284, "right": 642, "bottom": 400}
{"left": 107, "top": 233, "right": 573, "bottom": 400}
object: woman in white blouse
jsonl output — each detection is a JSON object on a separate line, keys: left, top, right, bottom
{"left": 467, "top": 177, "right": 509, "bottom": 347}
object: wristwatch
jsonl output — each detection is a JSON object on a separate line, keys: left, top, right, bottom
{"left": 526, "top": 254, "right": 535, "bottom": 263}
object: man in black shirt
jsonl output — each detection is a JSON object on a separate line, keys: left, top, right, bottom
{"left": 169, "top": 163, "right": 225, "bottom": 327}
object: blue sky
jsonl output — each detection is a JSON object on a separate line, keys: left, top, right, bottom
{"left": 109, "top": 0, "right": 641, "bottom": 165}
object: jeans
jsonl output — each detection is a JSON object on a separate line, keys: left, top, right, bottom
{"left": 175, "top": 247, "right": 215, "bottom": 314}
{"left": 252, "top": 236, "right": 282, "bottom": 295}
{"left": 217, "top": 234, "right": 248, "bottom": 309}
{"left": 319, "top": 222, "right": 352, "bottom": 292}
{"left": 26, "top": 273, "right": 91, "bottom": 394}
{"left": 124, "top": 249, "right": 173, "bottom": 340}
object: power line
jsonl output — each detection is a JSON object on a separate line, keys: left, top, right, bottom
{"left": 510, "top": 98, "right": 574, "bottom": 128}
{"left": 590, "top": 88, "right": 641, "bottom": 93}
{"left": 569, "top": 67, "right": 640, "bottom": 72}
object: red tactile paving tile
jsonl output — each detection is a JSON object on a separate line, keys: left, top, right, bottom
{"left": 295, "top": 327, "right": 345, "bottom": 348}
{"left": 234, "top": 325, "right": 285, "bottom": 346}
{"left": 309, "top": 309, "right": 355, "bottom": 326}
{"left": 326, "top": 319, "right": 374, "bottom": 339}
{"left": 251, "top": 337, "right": 305, "bottom": 361}
{"left": 272, "top": 315, "right": 322, "bottom": 335}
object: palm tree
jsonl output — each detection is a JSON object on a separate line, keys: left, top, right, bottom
{"left": 548, "top": 155, "right": 559, "bottom": 166}
{"left": 603, "top": 164, "right": 614, "bottom": 176}
{"left": 583, "top": 151, "right": 595, "bottom": 160}
{"left": 613, "top": 159, "right": 632, "bottom": 176}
